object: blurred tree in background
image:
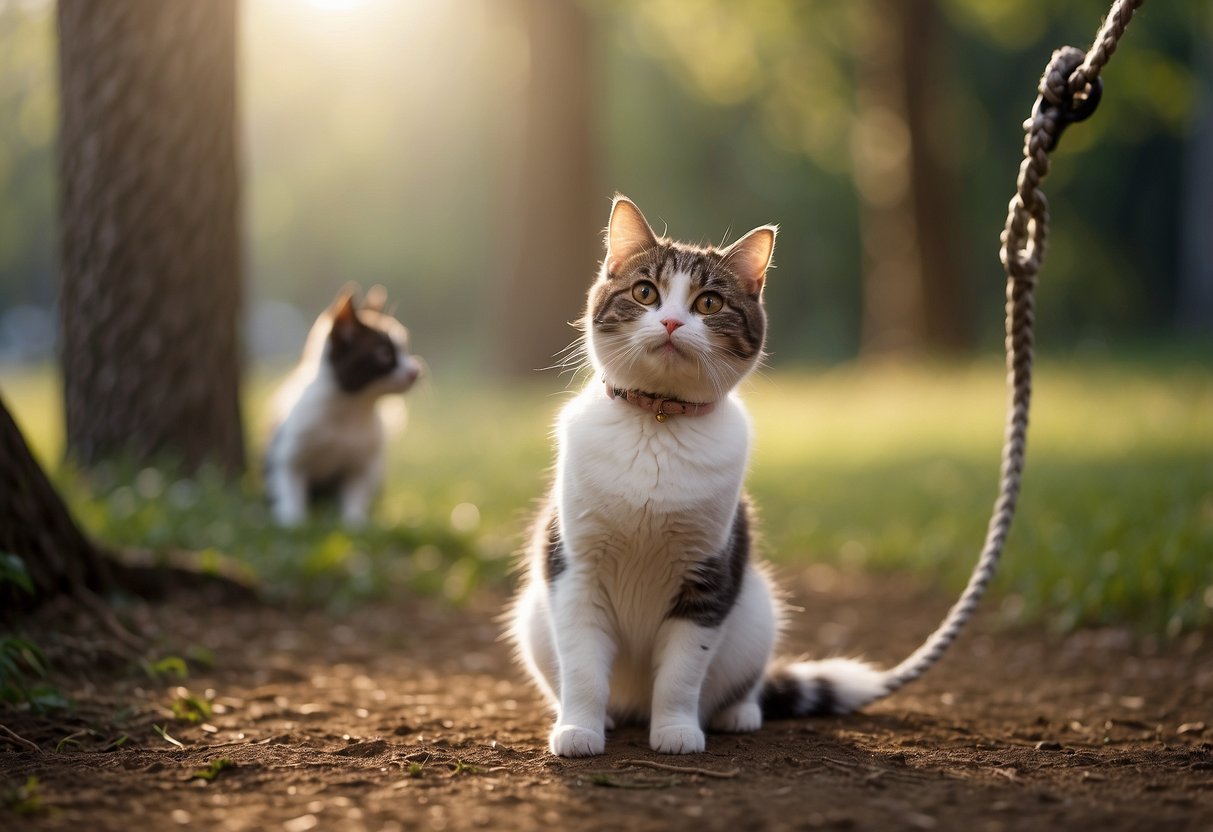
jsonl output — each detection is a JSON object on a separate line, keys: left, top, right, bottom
{"left": 610, "top": 0, "right": 1208, "bottom": 358}
{"left": 56, "top": 0, "right": 244, "bottom": 474}
{"left": 0, "top": 0, "right": 1207, "bottom": 376}
{"left": 492, "top": 0, "right": 599, "bottom": 375}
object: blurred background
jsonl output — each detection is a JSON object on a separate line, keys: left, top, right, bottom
{"left": 0, "top": 0, "right": 1209, "bottom": 631}
{"left": 2, "top": 0, "right": 1209, "bottom": 368}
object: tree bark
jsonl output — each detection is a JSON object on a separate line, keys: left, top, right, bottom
{"left": 853, "top": 0, "right": 969, "bottom": 357}
{"left": 57, "top": 0, "right": 245, "bottom": 474}
{"left": 492, "top": 0, "right": 599, "bottom": 376}
{"left": 0, "top": 394, "right": 114, "bottom": 615}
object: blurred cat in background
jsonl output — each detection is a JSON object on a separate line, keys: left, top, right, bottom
{"left": 265, "top": 285, "right": 422, "bottom": 527}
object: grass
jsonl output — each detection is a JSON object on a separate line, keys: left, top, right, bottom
{"left": 190, "top": 758, "right": 236, "bottom": 782}
{"left": 1, "top": 776, "right": 46, "bottom": 816}
{"left": 0, "top": 356, "right": 1210, "bottom": 632}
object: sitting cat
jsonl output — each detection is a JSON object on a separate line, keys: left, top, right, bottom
{"left": 265, "top": 285, "right": 422, "bottom": 527}
{"left": 510, "top": 196, "right": 885, "bottom": 757}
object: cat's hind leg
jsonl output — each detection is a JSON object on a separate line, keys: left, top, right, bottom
{"left": 709, "top": 689, "right": 763, "bottom": 734}
{"left": 269, "top": 462, "right": 309, "bottom": 527}
{"left": 510, "top": 581, "right": 559, "bottom": 708}
{"left": 339, "top": 457, "right": 383, "bottom": 527}
{"left": 702, "top": 564, "right": 777, "bottom": 735}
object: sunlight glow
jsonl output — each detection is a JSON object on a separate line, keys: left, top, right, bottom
{"left": 304, "top": 0, "right": 371, "bottom": 12}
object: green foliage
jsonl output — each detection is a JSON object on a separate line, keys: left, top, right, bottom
{"left": 3, "top": 359, "right": 1211, "bottom": 633}
{"left": 143, "top": 656, "right": 189, "bottom": 683}
{"left": 1, "top": 776, "right": 46, "bottom": 816}
{"left": 190, "top": 758, "right": 236, "bottom": 782}
{"left": 0, "top": 553, "right": 33, "bottom": 595}
{"left": 1, "top": 1, "right": 1207, "bottom": 368}
{"left": 602, "top": 0, "right": 1206, "bottom": 354}
{"left": 0, "top": 634, "right": 67, "bottom": 712}
{"left": 747, "top": 358, "right": 1213, "bottom": 633}
{"left": 152, "top": 723, "right": 184, "bottom": 749}
{"left": 170, "top": 690, "right": 213, "bottom": 724}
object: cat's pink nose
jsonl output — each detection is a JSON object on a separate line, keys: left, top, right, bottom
{"left": 661, "top": 319, "right": 683, "bottom": 336}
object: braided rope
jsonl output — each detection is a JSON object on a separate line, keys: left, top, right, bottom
{"left": 878, "top": 0, "right": 1146, "bottom": 697}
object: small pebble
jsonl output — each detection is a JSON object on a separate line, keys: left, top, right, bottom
{"left": 1035, "top": 740, "right": 1061, "bottom": 751}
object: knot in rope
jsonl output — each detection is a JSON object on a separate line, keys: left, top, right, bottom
{"left": 1036, "top": 46, "right": 1103, "bottom": 153}
{"left": 881, "top": 0, "right": 1146, "bottom": 700}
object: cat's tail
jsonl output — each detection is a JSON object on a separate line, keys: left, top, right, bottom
{"left": 759, "top": 658, "right": 888, "bottom": 719}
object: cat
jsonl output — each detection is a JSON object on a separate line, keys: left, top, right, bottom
{"left": 265, "top": 285, "right": 422, "bottom": 528}
{"left": 510, "top": 196, "right": 886, "bottom": 757}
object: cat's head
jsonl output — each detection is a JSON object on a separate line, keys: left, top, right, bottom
{"left": 321, "top": 285, "right": 422, "bottom": 397}
{"left": 585, "top": 195, "right": 775, "bottom": 404}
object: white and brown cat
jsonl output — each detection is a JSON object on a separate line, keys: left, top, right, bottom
{"left": 510, "top": 196, "right": 886, "bottom": 757}
{"left": 266, "top": 286, "right": 422, "bottom": 527}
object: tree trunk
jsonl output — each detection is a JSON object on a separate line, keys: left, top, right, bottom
{"left": 57, "top": 0, "right": 245, "bottom": 474}
{"left": 0, "top": 394, "right": 114, "bottom": 615}
{"left": 853, "top": 0, "right": 969, "bottom": 357}
{"left": 1179, "top": 37, "right": 1213, "bottom": 335}
{"left": 492, "top": 0, "right": 599, "bottom": 376}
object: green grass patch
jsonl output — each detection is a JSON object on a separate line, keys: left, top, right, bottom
{"left": 1, "top": 776, "right": 47, "bottom": 816}
{"left": 0, "top": 357, "right": 1209, "bottom": 631}
{"left": 746, "top": 360, "right": 1213, "bottom": 633}
{"left": 170, "top": 689, "right": 213, "bottom": 724}
{"left": 0, "top": 634, "right": 68, "bottom": 712}
{"left": 190, "top": 758, "right": 236, "bottom": 782}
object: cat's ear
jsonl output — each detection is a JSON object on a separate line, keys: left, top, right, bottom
{"left": 606, "top": 194, "right": 658, "bottom": 274}
{"left": 330, "top": 287, "right": 361, "bottom": 343}
{"left": 364, "top": 284, "right": 388, "bottom": 313}
{"left": 721, "top": 225, "right": 777, "bottom": 296}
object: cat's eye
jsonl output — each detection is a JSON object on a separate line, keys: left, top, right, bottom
{"left": 632, "top": 281, "right": 659, "bottom": 306}
{"left": 694, "top": 292, "right": 724, "bottom": 315}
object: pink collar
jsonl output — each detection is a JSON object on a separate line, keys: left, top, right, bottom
{"left": 604, "top": 381, "right": 717, "bottom": 422}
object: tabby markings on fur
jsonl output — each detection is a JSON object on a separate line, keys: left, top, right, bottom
{"left": 510, "top": 196, "right": 886, "bottom": 757}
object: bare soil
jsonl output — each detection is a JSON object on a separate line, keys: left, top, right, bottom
{"left": 3, "top": 569, "right": 1212, "bottom": 831}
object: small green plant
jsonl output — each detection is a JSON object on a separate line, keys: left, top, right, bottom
{"left": 152, "top": 724, "right": 184, "bottom": 748}
{"left": 143, "top": 655, "right": 189, "bottom": 682}
{"left": 184, "top": 645, "right": 214, "bottom": 670}
{"left": 55, "top": 730, "right": 92, "bottom": 753}
{"left": 170, "top": 690, "right": 212, "bottom": 724}
{"left": 0, "top": 635, "right": 67, "bottom": 712}
{"left": 450, "top": 759, "right": 484, "bottom": 776}
{"left": 1, "top": 776, "right": 46, "bottom": 815}
{"left": 190, "top": 758, "right": 236, "bottom": 782}
{"left": 103, "top": 733, "right": 129, "bottom": 752}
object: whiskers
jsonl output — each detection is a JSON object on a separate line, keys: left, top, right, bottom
{"left": 594, "top": 335, "right": 649, "bottom": 378}
{"left": 539, "top": 335, "right": 590, "bottom": 379}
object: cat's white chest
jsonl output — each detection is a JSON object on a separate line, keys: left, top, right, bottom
{"left": 557, "top": 390, "right": 750, "bottom": 512}
{"left": 550, "top": 388, "right": 752, "bottom": 713}
{"left": 281, "top": 385, "right": 384, "bottom": 479}
{"left": 555, "top": 391, "right": 747, "bottom": 602}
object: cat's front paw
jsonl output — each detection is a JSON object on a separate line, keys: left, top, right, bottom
{"left": 650, "top": 723, "right": 706, "bottom": 755}
{"left": 550, "top": 724, "right": 605, "bottom": 757}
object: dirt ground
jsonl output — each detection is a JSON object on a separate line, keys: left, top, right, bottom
{"left": 3, "top": 567, "right": 1212, "bottom": 831}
